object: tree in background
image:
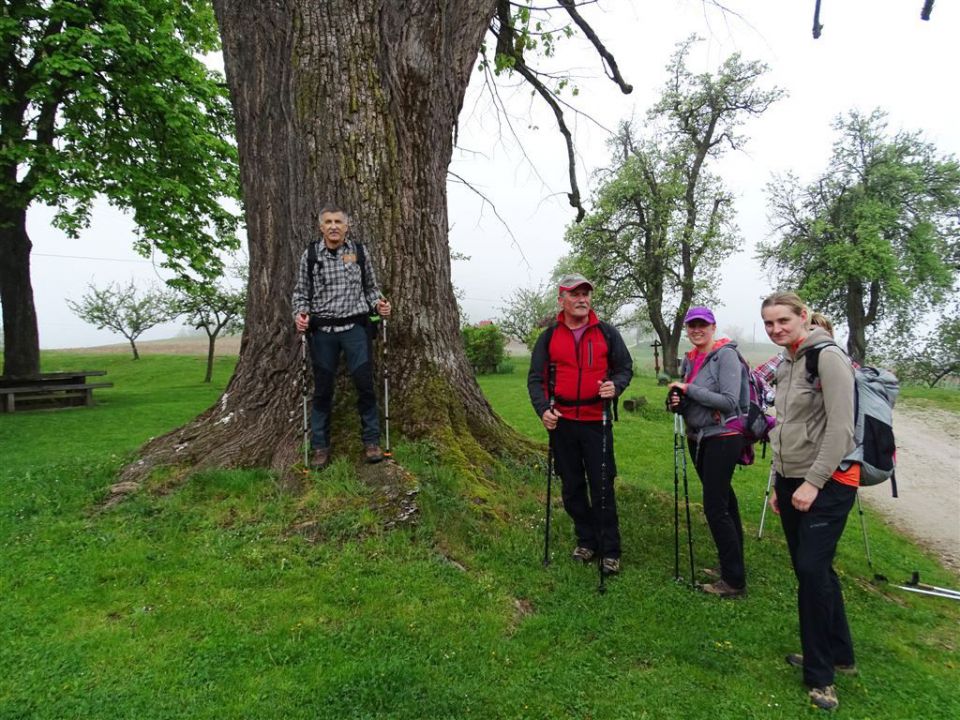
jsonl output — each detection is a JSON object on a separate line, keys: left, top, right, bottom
{"left": 462, "top": 323, "right": 507, "bottom": 375}
{"left": 567, "top": 37, "right": 783, "bottom": 375}
{"left": 496, "top": 254, "right": 624, "bottom": 352}
{"left": 497, "top": 284, "right": 554, "bottom": 348}
{"left": 175, "top": 272, "right": 246, "bottom": 383}
{"left": 0, "top": 1, "right": 240, "bottom": 379}
{"left": 67, "top": 281, "right": 179, "bottom": 360}
{"left": 876, "top": 301, "right": 960, "bottom": 388}
{"left": 759, "top": 109, "right": 960, "bottom": 364}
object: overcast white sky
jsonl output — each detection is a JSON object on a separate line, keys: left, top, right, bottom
{"left": 27, "top": 0, "right": 960, "bottom": 349}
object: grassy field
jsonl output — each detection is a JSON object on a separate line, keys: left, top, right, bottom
{"left": 1, "top": 352, "right": 958, "bottom": 719}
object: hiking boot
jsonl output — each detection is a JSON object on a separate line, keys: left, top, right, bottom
{"left": 701, "top": 579, "right": 746, "bottom": 599}
{"left": 701, "top": 567, "right": 721, "bottom": 580}
{"left": 808, "top": 685, "right": 839, "bottom": 711}
{"left": 310, "top": 447, "right": 330, "bottom": 470}
{"left": 601, "top": 557, "right": 621, "bottom": 576}
{"left": 786, "top": 653, "right": 858, "bottom": 676}
{"left": 571, "top": 546, "right": 596, "bottom": 563}
{"left": 364, "top": 444, "right": 385, "bottom": 464}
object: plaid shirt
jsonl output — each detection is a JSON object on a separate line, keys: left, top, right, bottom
{"left": 291, "top": 238, "right": 381, "bottom": 332}
{"left": 752, "top": 353, "right": 782, "bottom": 405}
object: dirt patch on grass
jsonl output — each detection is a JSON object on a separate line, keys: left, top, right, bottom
{"left": 62, "top": 335, "right": 241, "bottom": 356}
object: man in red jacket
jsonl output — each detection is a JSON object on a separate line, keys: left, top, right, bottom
{"left": 527, "top": 274, "right": 634, "bottom": 574}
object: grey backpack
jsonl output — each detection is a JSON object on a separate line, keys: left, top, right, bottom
{"left": 806, "top": 342, "right": 900, "bottom": 495}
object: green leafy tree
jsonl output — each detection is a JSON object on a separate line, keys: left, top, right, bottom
{"left": 877, "top": 304, "right": 960, "bottom": 388}
{"left": 759, "top": 109, "right": 960, "bottom": 363}
{"left": 0, "top": 0, "right": 240, "bottom": 379}
{"left": 497, "top": 283, "right": 554, "bottom": 345}
{"left": 462, "top": 323, "right": 506, "bottom": 375}
{"left": 176, "top": 272, "right": 246, "bottom": 383}
{"left": 567, "top": 37, "right": 783, "bottom": 375}
{"left": 67, "top": 280, "right": 179, "bottom": 360}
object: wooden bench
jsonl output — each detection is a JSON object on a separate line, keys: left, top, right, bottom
{"left": 0, "top": 371, "right": 114, "bottom": 413}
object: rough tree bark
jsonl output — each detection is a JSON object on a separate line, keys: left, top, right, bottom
{"left": 0, "top": 206, "right": 41, "bottom": 379}
{"left": 122, "top": 0, "right": 524, "bottom": 482}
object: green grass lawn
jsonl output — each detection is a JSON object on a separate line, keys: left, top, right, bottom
{"left": 1, "top": 353, "right": 958, "bottom": 719}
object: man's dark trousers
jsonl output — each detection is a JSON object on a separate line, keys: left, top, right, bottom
{"left": 309, "top": 324, "right": 379, "bottom": 449}
{"left": 552, "top": 417, "right": 621, "bottom": 558}
{"left": 776, "top": 474, "right": 857, "bottom": 688}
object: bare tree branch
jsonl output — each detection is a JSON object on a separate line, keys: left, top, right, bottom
{"left": 557, "top": 0, "right": 633, "bottom": 93}
{"left": 448, "top": 171, "right": 532, "bottom": 271}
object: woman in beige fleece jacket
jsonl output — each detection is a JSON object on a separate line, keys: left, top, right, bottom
{"left": 761, "top": 292, "right": 858, "bottom": 713}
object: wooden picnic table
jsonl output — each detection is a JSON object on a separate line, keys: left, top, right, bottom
{"left": 0, "top": 370, "right": 113, "bottom": 413}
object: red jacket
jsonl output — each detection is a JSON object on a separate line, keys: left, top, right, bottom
{"left": 527, "top": 310, "right": 633, "bottom": 422}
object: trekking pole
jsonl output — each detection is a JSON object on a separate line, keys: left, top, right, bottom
{"left": 856, "top": 494, "right": 873, "bottom": 568}
{"left": 598, "top": 397, "right": 610, "bottom": 594}
{"left": 894, "top": 584, "right": 960, "bottom": 601}
{"left": 543, "top": 363, "right": 556, "bottom": 567}
{"left": 757, "top": 468, "right": 774, "bottom": 539}
{"left": 904, "top": 572, "right": 960, "bottom": 599}
{"left": 854, "top": 494, "right": 888, "bottom": 581}
{"left": 381, "top": 317, "right": 392, "bottom": 459}
{"left": 673, "top": 411, "right": 681, "bottom": 581}
{"left": 679, "top": 415, "right": 696, "bottom": 589}
{"left": 300, "top": 331, "right": 310, "bottom": 469}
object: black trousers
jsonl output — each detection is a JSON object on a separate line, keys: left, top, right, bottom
{"left": 776, "top": 474, "right": 857, "bottom": 688}
{"left": 689, "top": 434, "right": 746, "bottom": 589}
{"left": 552, "top": 418, "right": 621, "bottom": 558}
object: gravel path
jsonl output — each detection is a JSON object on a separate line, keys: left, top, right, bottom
{"left": 859, "top": 403, "right": 960, "bottom": 575}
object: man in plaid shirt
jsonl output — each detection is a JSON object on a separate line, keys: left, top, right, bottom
{"left": 293, "top": 206, "right": 391, "bottom": 468}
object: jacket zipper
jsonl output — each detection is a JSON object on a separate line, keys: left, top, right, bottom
{"left": 574, "top": 330, "right": 583, "bottom": 419}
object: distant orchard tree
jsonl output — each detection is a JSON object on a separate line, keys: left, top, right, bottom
{"left": 722, "top": 324, "right": 746, "bottom": 345}
{"left": 759, "top": 109, "right": 960, "bottom": 364}
{"left": 567, "top": 37, "right": 783, "bottom": 376}
{"left": 67, "top": 281, "right": 179, "bottom": 360}
{"left": 175, "top": 274, "right": 247, "bottom": 383}
{"left": 497, "top": 284, "right": 554, "bottom": 345}
{"left": 878, "top": 307, "right": 960, "bottom": 388}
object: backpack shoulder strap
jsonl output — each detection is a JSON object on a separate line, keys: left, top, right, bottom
{"left": 356, "top": 241, "right": 369, "bottom": 296}
{"left": 307, "top": 239, "right": 321, "bottom": 309}
{"left": 804, "top": 340, "right": 840, "bottom": 384}
{"left": 541, "top": 322, "right": 556, "bottom": 350}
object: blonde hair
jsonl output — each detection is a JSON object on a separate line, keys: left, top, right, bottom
{"left": 761, "top": 291, "right": 807, "bottom": 317}
{"left": 809, "top": 312, "right": 834, "bottom": 337}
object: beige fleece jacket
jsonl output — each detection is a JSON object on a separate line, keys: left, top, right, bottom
{"left": 770, "top": 328, "right": 856, "bottom": 489}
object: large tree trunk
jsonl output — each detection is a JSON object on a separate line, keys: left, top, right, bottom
{"left": 845, "top": 280, "right": 867, "bottom": 364}
{"left": 123, "top": 0, "right": 522, "bottom": 482}
{"left": 0, "top": 206, "right": 41, "bottom": 380}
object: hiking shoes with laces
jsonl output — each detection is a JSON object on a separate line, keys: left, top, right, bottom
{"left": 364, "top": 444, "right": 385, "bottom": 464}
{"left": 785, "top": 653, "right": 858, "bottom": 676}
{"left": 808, "top": 685, "right": 839, "bottom": 711}
{"left": 701, "top": 579, "right": 746, "bottom": 599}
{"left": 600, "top": 557, "right": 621, "bottom": 575}
{"left": 310, "top": 447, "right": 330, "bottom": 470}
{"left": 571, "top": 546, "right": 596, "bottom": 563}
{"left": 701, "top": 567, "right": 721, "bottom": 580}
